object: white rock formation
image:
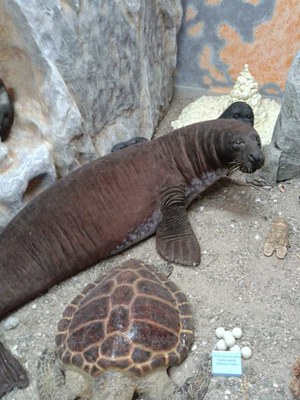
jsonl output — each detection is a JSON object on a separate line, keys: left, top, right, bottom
{"left": 0, "top": 0, "right": 182, "bottom": 229}
{"left": 171, "top": 64, "right": 280, "bottom": 146}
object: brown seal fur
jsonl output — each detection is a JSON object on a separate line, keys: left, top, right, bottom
{"left": 0, "top": 119, "right": 264, "bottom": 318}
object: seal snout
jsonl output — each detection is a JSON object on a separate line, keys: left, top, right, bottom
{"left": 249, "top": 150, "right": 264, "bottom": 171}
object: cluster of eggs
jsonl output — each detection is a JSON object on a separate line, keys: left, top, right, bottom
{"left": 215, "top": 327, "right": 252, "bottom": 359}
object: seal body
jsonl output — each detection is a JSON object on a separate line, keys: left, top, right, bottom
{"left": 111, "top": 102, "right": 254, "bottom": 153}
{"left": 111, "top": 136, "right": 148, "bottom": 152}
{"left": 0, "top": 119, "right": 263, "bottom": 318}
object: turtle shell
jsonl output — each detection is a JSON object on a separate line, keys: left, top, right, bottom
{"left": 55, "top": 259, "right": 194, "bottom": 377}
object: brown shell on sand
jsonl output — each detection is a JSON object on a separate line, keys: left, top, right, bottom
{"left": 289, "top": 356, "right": 300, "bottom": 398}
{"left": 263, "top": 217, "right": 289, "bottom": 259}
{"left": 55, "top": 259, "right": 194, "bottom": 377}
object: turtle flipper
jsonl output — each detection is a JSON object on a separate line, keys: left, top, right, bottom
{"left": 37, "top": 348, "right": 73, "bottom": 400}
{"left": 156, "top": 184, "right": 200, "bottom": 266}
{"left": 0, "top": 341, "right": 29, "bottom": 397}
{"left": 172, "top": 352, "right": 211, "bottom": 400}
{"left": 37, "top": 348, "right": 93, "bottom": 399}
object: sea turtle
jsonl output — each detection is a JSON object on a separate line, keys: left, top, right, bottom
{"left": 37, "top": 259, "right": 211, "bottom": 400}
{"left": 263, "top": 217, "right": 289, "bottom": 259}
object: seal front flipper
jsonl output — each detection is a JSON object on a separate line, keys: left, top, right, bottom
{"left": 0, "top": 341, "right": 29, "bottom": 397}
{"left": 156, "top": 184, "right": 200, "bottom": 266}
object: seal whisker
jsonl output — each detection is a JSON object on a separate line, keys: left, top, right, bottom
{"left": 227, "top": 162, "right": 239, "bottom": 176}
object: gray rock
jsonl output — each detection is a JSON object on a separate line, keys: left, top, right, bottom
{"left": 0, "top": 0, "right": 182, "bottom": 229}
{"left": 246, "top": 144, "right": 281, "bottom": 187}
{"left": 247, "top": 52, "right": 300, "bottom": 186}
{"left": 3, "top": 316, "right": 19, "bottom": 330}
{"left": 0, "top": 143, "right": 56, "bottom": 229}
{"left": 273, "top": 51, "right": 300, "bottom": 182}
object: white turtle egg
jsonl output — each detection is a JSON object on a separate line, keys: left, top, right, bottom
{"left": 241, "top": 346, "right": 252, "bottom": 359}
{"left": 216, "top": 339, "right": 227, "bottom": 351}
{"left": 215, "top": 327, "right": 225, "bottom": 339}
{"left": 229, "top": 344, "right": 241, "bottom": 352}
{"left": 223, "top": 331, "right": 236, "bottom": 347}
{"left": 232, "top": 327, "right": 243, "bottom": 339}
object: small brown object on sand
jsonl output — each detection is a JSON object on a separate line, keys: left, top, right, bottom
{"left": 263, "top": 217, "right": 289, "bottom": 259}
{"left": 290, "top": 356, "right": 300, "bottom": 398}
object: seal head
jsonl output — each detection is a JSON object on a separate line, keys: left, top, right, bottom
{"left": 215, "top": 119, "right": 263, "bottom": 173}
{"left": 219, "top": 101, "right": 254, "bottom": 126}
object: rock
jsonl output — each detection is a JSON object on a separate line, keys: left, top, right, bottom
{"left": 0, "top": 0, "right": 182, "bottom": 229}
{"left": 248, "top": 52, "right": 300, "bottom": 186}
{"left": 272, "top": 51, "right": 300, "bottom": 182}
{"left": 3, "top": 316, "right": 20, "bottom": 330}
{"left": 0, "top": 143, "right": 56, "bottom": 229}
{"left": 246, "top": 144, "right": 281, "bottom": 187}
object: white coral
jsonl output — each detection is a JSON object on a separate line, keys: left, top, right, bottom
{"left": 171, "top": 64, "right": 281, "bottom": 146}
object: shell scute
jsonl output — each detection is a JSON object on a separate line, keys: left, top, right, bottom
{"left": 150, "top": 355, "right": 167, "bottom": 369}
{"left": 71, "top": 354, "right": 84, "bottom": 369}
{"left": 132, "top": 296, "right": 180, "bottom": 331}
{"left": 84, "top": 346, "right": 99, "bottom": 363}
{"left": 67, "top": 321, "right": 104, "bottom": 352}
{"left": 137, "top": 279, "right": 176, "bottom": 304}
{"left": 69, "top": 297, "right": 110, "bottom": 329}
{"left": 101, "top": 334, "right": 130, "bottom": 357}
{"left": 107, "top": 306, "right": 130, "bottom": 333}
{"left": 81, "top": 280, "right": 114, "bottom": 305}
{"left": 131, "top": 348, "right": 152, "bottom": 363}
{"left": 130, "top": 321, "right": 178, "bottom": 351}
{"left": 111, "top": 285, "right": 134, "bottom": 305}
{"left": 115, "top": 270, "right": 139, "bottom": 284}
{"left": 55, "top": 259, "right": 194, "bottom": 377}
{"left": 57, "top": 317, "right": 71, "bottom": 333}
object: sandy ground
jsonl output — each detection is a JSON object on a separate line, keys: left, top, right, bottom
{"left": 1, "top": 98, "right": 300, "bottom": 400}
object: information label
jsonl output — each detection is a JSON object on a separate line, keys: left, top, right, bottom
{"left": 212, "top": 351, "right": 242, "bottom": 377}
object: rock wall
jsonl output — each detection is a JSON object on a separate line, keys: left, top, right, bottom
{"left": 272, "top": 52, "right": 300, "bottom": 182}
{"left": 247, "top": 52, "right": 300, "bottom": 186}
{"left": 0, "top": 0, "right": 182, "bottom": 229}
{"left": 176, "top": 0, "right": 300, "bottom": 96}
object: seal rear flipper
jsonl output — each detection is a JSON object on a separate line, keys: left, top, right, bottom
{"left": 156, "top": 191, "right": 200, "bottom": 266}
{"left": 0, "top": 341, "right": 29, "bottom": 397}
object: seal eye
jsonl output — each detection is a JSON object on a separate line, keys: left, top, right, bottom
{"left": 233, "top": 139, "right": 243, "bottom": 150}
{"left": 234, "top": 114, "right": 239, "bottom": 119}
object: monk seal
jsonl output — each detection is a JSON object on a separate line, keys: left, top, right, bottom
{"left": 111, "top": 136, "right": 148, "bottom": 152}
{"left": 111, "top": 101, "right": 254, "bottom": 152}
{"left": 219, "top": 101, "right": 254, "bottom": 126}
{"left": 0, "top": 118, "right": 263, "bottom": 394}
{"left": 0, "top": 119, "right": 263, "bottom": 317}
{"left": 0, "top": 79, "right": 14, "bottom": 142}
